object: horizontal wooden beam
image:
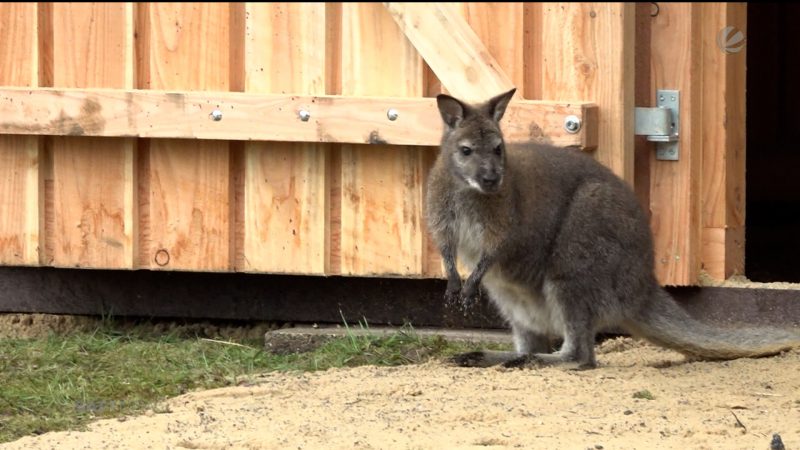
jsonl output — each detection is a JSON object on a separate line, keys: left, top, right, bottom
{"left": 0, "top": 88, "right": 598, "bottom": 149}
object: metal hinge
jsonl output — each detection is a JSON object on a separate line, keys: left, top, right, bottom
{"left": 635, "top": 89, "right": 680, "bottom": 160}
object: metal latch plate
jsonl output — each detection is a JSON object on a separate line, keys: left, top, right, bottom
{"left": 635, "top": 90, "right": 680, "bottom": 161}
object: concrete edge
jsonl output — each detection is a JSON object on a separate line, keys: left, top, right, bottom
{"left": 263, "top": 326, "right": 514, "bottom": 353}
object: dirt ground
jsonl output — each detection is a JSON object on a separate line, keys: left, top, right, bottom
{"left": 3, "top": 332, "right": 799, "bottom": 450}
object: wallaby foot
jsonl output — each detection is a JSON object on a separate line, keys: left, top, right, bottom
{"left": 450, "top": 350, "right": 526, "bottom": 368}
{"left": 534, "top": 352, "right": 597, "bottom": 370}
{"left": 500, "top": 352, "right": 596, "bottom": 370}
{"left": 450, "top": 349, "right": 597, "bottom": 370}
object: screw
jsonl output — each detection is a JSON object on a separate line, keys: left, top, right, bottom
{"left": 387, "top": 108, "right": 399, "bottom": 121}
{"left": 659, "top": 95, "right": 665, "bottom": 102}
{"left": 564, "top": 115, "right": 581, "bottom": 134}
{"left": 671, "top": 96, "right": 676, "bottom": 102}
{"left": 209, "top": 109, "right": 222, "bottom": 121}
{"left": 298, "top": 109, "right": 311, "bottom": 122}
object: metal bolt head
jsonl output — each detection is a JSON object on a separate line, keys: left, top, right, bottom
{"left": 298, "top": 109, "right": 311, "bottom": 122}
{"left": 387, "top": 108, "right": 399, "bottom": 121}
{"left": 209, "top": 109, "right": 223, "bottom": 121}
{"left": 564, "top": 115, "right": 581, "bottom": 134}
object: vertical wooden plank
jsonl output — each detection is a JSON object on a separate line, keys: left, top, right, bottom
{"left": 138, "top": 3, "right": 231, "bottom": 271}
{"left": 326, "top": 3, "right": 343, "bottom": 275}
{"left": 339, "top": 3, "right": 424, "bottom": 275}
{"left": 49, "top": 3, "right": 135, "bottom": 268}
{"left": 725, "top": 4, "right": 747, "bottom": 279}
{"left": 700, "top": 3, "right": 746, "bottom": 280}
{"left": 523, "top": 3, "right": 543, "bottom": 100}
{"left": 539, "top": 3, "right": 635, "bottom": 181}
{"left": 38, "top": 3, "right": 54, "bottom": 266}
{"left": 0, "top": 3, "right": 40, "bottom": 266}
{"left": 649, "top": 3, "right": 703, "bottom": 285}
{"left": 229, "top": 3, "right": 245, "bottom": 272}
{"left": 634, "top": 2, "right": 653, "bottom": 213}
{"left": 242, "top": 3, "right": 328, "bottom": 274}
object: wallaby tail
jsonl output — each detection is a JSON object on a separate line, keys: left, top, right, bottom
{"left": 623, "top": 289, "right": 800, "bottom": 360}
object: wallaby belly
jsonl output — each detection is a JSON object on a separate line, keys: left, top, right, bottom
{"left": 456, "top": 216, "right": 565, "bottom": 337}
{"left": 483, "top": 271, "right": 566, "bottom": 337}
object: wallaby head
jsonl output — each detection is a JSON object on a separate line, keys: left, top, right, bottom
{"left": 435, "top": 88, "right": 517, "bottom": 194}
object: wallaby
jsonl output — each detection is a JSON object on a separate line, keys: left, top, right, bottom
{"left": 425, "top": 88, "right": 800, "bottom": 369}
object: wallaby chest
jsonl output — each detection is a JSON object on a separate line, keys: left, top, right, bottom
{"left": 453, "top": 208, "right": 484, "bottom": 269}
{"left": 450, "top": 190, "right": 510, "bottom": 270}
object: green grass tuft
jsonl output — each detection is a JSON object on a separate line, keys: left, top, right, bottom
{"left": 632, "top": 389, "right": 655, "bottom": 400}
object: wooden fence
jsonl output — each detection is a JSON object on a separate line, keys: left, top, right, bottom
{"left": 0, "top": 3, "right": 745, "bottom": 287}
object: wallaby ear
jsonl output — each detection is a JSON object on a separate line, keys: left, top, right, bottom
{"left": 436, "top": 94, "right": 468, "bottom": 129}
{"left": 487, "top": 87, "right": 517, "bottom": 123}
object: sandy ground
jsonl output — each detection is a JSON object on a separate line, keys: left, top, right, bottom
{"left": 4, "top": 337, "right": 799, "bottom": 450}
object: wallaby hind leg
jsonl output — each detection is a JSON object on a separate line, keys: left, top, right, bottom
{"left": 531, "top": 283, "right": 599, "bottom": 369}
{"left": 503, "top": 327, "right": 597, "bottom": 370}
{"left": 530, "top": 330, "right": 597, "bottom": 369}
{"left": 513, "top": 325, "right": 552, "bottom": 354}
{"left": 451, "top": 323, "right": 548, "bottom": 368}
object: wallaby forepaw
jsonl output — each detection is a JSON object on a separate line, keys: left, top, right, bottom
{"left": 450, "top": 351, "right": 490, "bottom": 367}
{"left": 459, "top": 284, "right": 481, "bottom": 310}
{"left": 444, "top": 289, "right": 461, "bottom": 309}
{"left": 444, "top": 278, "right": 463, "bottom": 309}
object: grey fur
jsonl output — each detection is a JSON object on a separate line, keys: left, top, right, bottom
{"left": 426, "top": 88, "right": 800, "bottom": 369}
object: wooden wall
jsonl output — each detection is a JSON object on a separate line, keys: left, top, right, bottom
{"left": 0, "top": 2, "right": 745, "bottom": 287}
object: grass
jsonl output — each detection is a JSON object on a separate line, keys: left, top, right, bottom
{"left": 0, "top": 317, "right": 500, "bottom": 443}
{"left": 633, "top": 389, "right": 655, "bottom": 400}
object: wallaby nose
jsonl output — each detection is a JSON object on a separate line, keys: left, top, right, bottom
{"left": 481, "top": 172, "right": 500, "bottom": 189}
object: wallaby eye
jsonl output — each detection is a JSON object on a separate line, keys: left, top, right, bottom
{"left": 494, "top": 145, "right": 503, "bottom": 156}
{"left": 459, "top": 146, "right": 473, "bottom": 156}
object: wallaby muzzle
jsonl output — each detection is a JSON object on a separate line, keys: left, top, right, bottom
{"left": 475, "top": 163, "right": 503, "bottom": 194}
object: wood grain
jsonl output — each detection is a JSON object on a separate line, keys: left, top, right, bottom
{"left": 649, "top": 3, "right": 703, "bottom": 285}
{"left": 633, "top": 2, "right": 653, "bottom": 214}
{"left": 138, "top": 3, "right": 231, "bottom": 271}
{"left": 522, "top": 3, "right": 543, "bottom": 100}
{"left": 326, "top": 3, "right": 343, "bottom": 275}
{"left": 0, "top": 3, "right": 40, "bottom": 266}
{"left": 49, "top": 3, "right": 135, "bottom": 269}
{"left": 539, "top": 3, "right": 635, "bottom": 181}
{"left": 699, "top": 3, "right": 746, "bottom": 280}
{"left": 242, "top": 3, "right": 328, "bottom": 274}
{"left": 0, "top": 88, "right": 597, "bottom": 149}
{"left": 458, "top": 3, "right": 525, "bottom": 95}
{"left": 339, "top": 3, "right": 424, "bottom": 276}
{"left": 383, "top": 2, "right": 514, "bottom": 103}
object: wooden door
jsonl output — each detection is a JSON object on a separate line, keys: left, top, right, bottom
{"left": 637, "top": 3, "right": 746, "bottom": 286}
